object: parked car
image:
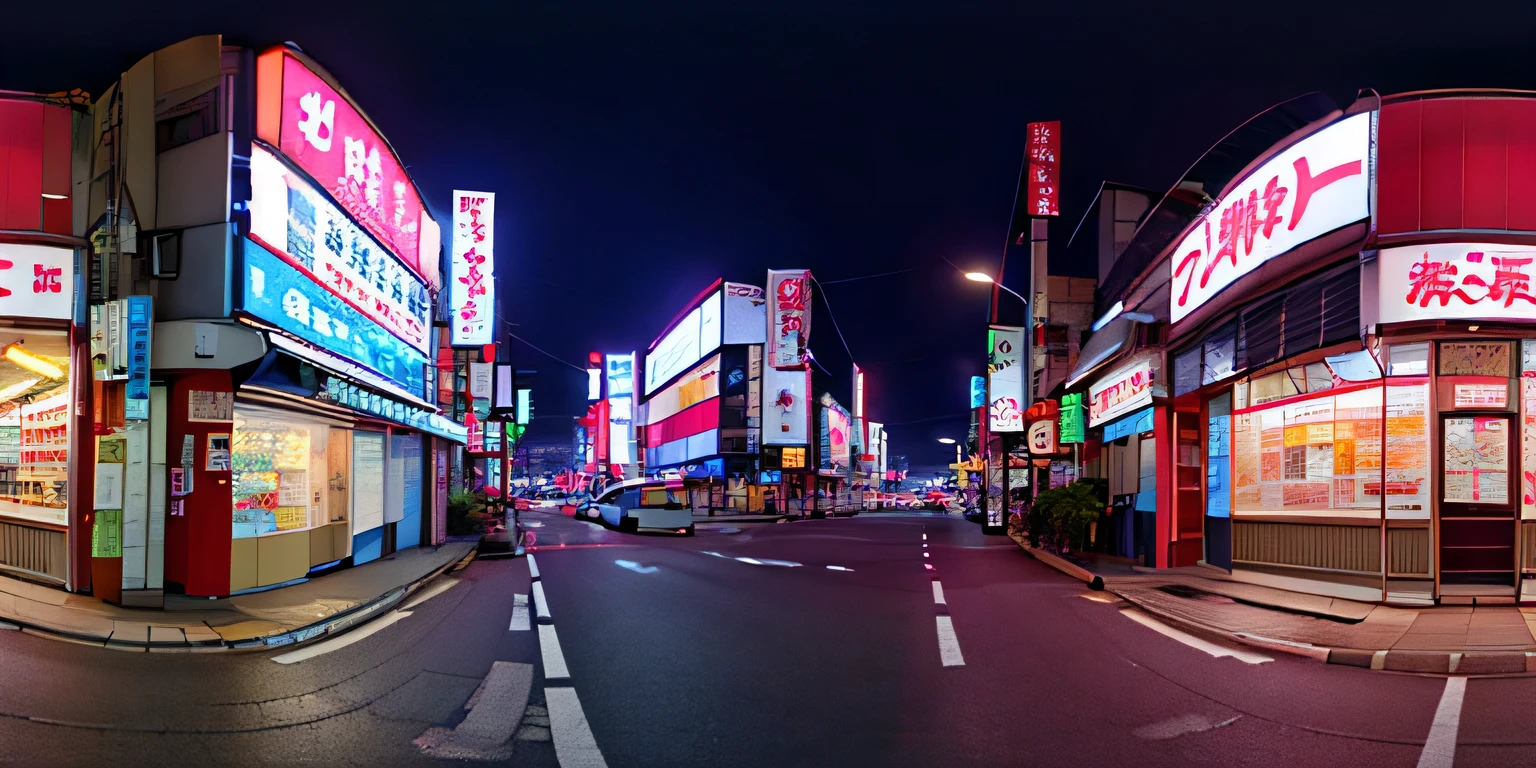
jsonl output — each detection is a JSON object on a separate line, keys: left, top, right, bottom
{"left": 577, "top": 478, "right": 695, "bottom": 535}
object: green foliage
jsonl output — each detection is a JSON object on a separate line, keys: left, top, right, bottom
{"left": 447, "top": 490, "right": 492, "bottom": 536}
{"left": 1026, "top": 480, "right": 1106, "bottom": 554}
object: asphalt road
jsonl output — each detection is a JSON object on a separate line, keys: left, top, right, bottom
{"left": 0, "top": 511, "right": 1532, "bottom": 766}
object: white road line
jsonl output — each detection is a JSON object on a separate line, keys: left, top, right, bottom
{"left": 1122, "top": 611, "right": 1272, "bottom": 664}
{"left": 932, "top": 581, "right": 946, "bottom": 604}
{"left": 527, "top": 553, "right": 540, "bottom": 579}
{"left": 547, "top": 686, "right": 609, "bottom": 767}
{"left": 539, "top": 623, "right": 571, "bottom": 679}
{"left": 1416, "top": 677, "right": 1467, "bottom": 768}
{"left": 271, "top": 610, "right": 411, "bottom": 664}
{"left": 532, "top": 581, "right": 551, "bottom": 619}
{"left": 399, "top": 578, "right": 459, "bottom": 611}
{"left": 936, "top": 616, "right": 965, "bottom": 666}
{"left": 509, "top": 594, "right": 530, "bottom": 631}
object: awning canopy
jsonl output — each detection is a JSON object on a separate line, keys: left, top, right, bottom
{"left": 1066, "top": 316, "right": 1138, "bottom": 390}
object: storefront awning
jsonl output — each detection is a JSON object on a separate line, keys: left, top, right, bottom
{"left": 1066, "top": 316, "right": 1138, "bottom": 390}
{"left": 1102, "top": 407, "right": 1155, "bottom": 442}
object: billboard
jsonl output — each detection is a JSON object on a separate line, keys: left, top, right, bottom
{"left": 606, "top": 354, "right": 634, "bottom": 397}
{"left": 723, "top": 282, "right": 767, "bottom": 344}
{"left": 250, "top": 146, "right": 430, "bottom": 352}
{"left": 256, "top": 49, "right": 437, "bottom": 286}
{"left": 987, "top": 325, "right": 1025, "bottom": 432}
{"left": 763, "top": 364, "right": 811, "bottom": 445}
{"left": 451, "top": 191, "right": 496, "bottom": 346}
{"left": 1379, "top": 243, "right": 1536, "bottom": 324}
{"left": 0, "top": 244, "right": 73, "bottom": 321}
{"left": 242, "top": 239, "right": 427, "bottom": 397}
{"left": 1026, "top": 121, "right": 1060, "bottom": 217}
{"left": 607, "top": 353, "right": 635, "bottom": 466}
{"left": 1170, "top": 112, "right": 1370, "bottom": 324}
{"left": 645, "top": 290, "right": 722, "bottom": 395}
{"left": 768, "top": 270, "right": 811, "bottom": 368}
{"left": 820, "top": 394, "right": 851, "bottom": 476}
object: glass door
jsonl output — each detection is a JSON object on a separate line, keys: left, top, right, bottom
{"left": 1439, "top": 414, "right": 1517, "bottom": 587}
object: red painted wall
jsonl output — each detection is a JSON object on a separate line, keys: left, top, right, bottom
{"left": 0, "top": 99, "right": 73, "bottom": 234}
{"left": 163, "top": 371, "right": 234, "bottom": 596}
{"left": 1378, "top": 96, "right": 1536, "bottom": 235}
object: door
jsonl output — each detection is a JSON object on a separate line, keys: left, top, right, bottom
{"left": 1204, "top": 393, "right": 1233, "bottom": 571}
{"left": 1439, "top": 414, "right": 1517, "bottom": 587}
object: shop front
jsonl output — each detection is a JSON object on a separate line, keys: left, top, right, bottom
{"left": 1086, "top": 355, "right": 1163, "bottom": 566}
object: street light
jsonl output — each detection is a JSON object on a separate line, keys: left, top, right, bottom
{"left": 938, "top": 437, "right": 960, "bottom": 465}
{"left": 937, "top": 438, "right": 956, "bottom": 444}
{"left": 963, "top": 272, "right": 1027, "bottom": 304}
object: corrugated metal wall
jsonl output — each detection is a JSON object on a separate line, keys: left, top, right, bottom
{"left": 1232, "top": 521, "right": 1380, "bottom": 574}
{"left": 1388, "top": 527, "right": 1432, "bottom": 577}
{"left": 0, "top": 521, "right": 67, "bottom": 582}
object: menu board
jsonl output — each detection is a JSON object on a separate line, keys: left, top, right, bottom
{"left": 1454, "top": 382, "right": 1508, "bottom": 409}
{"left": 1385, "top": 384, "right": 1431, "bottom": 519}
{"left": 351, "top": 431, "right": 385, "bottom": 533}
{"left": 1444, "top": 416, "right": 1509, "bottom": 504}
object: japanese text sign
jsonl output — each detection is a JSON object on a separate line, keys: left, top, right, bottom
{"left": 451, "top": 191, "right": 496, "bottom": 346}
{"left": 242, "top": 239, "right": 428, "bottom": 397}
{"left": 0, "top": 243, "right": 73, "bottom": 321}
{"left": 1028, "top": 418, "right": 1057, "bottom": 455}
{"left": 1379, "top": 243, "right": 1536, "bottom": 325}
{"left": 1170, "top": 112, "right": 1370, "bottom": 324}
{"left": 987, "top": 325, "right": 1025, "bottom": 433}
{"left": 260, "top": 50, "right": 437, "bottom": 286}
{"left": 250, "top": 146, "right": 431, "bottom": 352}
{"left": 1059, "top": 392, "right": 1086, "bottom": 443}
{"left": 1026, "top": 121, "right": 1060, "bottom": 217}
{"left": 1089, "top": 359, "right": 1153, "bottom": 427}
{"left": 768, "top": 269, "right": 812, "bottom": 369}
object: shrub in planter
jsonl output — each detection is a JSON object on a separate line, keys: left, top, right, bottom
{"left": 1026, "top": 480, "right": 1106, "bottom": 554}
{"left": 447, "top": 490, "right": 493, "bottom": 536}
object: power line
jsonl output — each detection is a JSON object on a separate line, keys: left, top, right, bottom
{"left": 818, "top": 268, "right": 912, "bottom": 285}
{"left": 506, "top": 332, "right": 588, "bottom": 373}
{"left": 810, "top": 277, "right": 855, "bottom": 363}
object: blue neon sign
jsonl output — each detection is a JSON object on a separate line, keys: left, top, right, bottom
{"left": 241, "top": 239, "right": 427, "bottom": 397}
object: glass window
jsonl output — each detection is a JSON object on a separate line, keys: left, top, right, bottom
{"left": 1444, "top": 416, "right": 1510, "bottom": 504}
{"left": 1387, "top": 343, "right": 1429, "bottom": 377}
{"left": 1232, "top": 385, "right": 1394, "bottom": 519}
{"left": 0, "top": 331, "right": 71, "bottom": 527}
{"left": 1207, "top": 394, "right": 1231, "bottom": 519}
{"left": 231, "top": 410, "right": 331, "bottom": 538}
{"left": 1249, "top": 370, "right": 1302, "bottom": 406}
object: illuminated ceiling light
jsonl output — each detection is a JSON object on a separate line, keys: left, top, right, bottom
{"left": 1468, "top": 325, "right": 1480, "bottom": 332}
{"left": 0, "top": 377, "right": 41, "bottom": 403}
{"left": 40, "top": 193, "right": 68, "bottom": 200}
{"left": 1092, "top": 301, "right": 1124, "bottom": 331}
{"left": 964, "top": 272, "right": 995, "bottom": 283}
{"left": 3, "top": 345, "right": 63, "bottom": 379}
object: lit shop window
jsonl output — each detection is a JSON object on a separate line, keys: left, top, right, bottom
{"left": 0, "top": 332, "right": 70, "bottom": 527}
{"left": 782, "top": 447, "right": 806, "bottom": 468}
{"left": 231, "top": 413, "right": 329, "bottom": 538}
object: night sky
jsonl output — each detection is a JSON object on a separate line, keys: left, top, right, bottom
{"left": 8, "top": 1, "right": 1536, "bottom": 473}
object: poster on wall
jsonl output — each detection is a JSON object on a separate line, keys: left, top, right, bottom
{"left": 1444, "top": 415, "right": 1509, "bottom": 504}
{"left": 188, "top": 391, "right": 234, "bottom": 422}
{"left": 987, "top": 325, "right": 1025, "bottom": 432}
{"left": 1232, "top": 386, "right": 1386, "bottom": 518}
{"left": 352, "top": 431, "right": 386, "bottom": 532}
{"left": 450, "top": 191, "right": 496, "bottom": 346}
{"left": 206, "top": 434, "right": 231, "bottom": 472}
{"left": 768, "top": 270, "right": 811, "bottom": 369}
{"left": 763, "top": 364, "right": 811, "bottom": 445}
{"left": 1386, "top": 383, "right": 1431, "bottom": 519}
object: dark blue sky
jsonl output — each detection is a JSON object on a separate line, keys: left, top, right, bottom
{"left": 8, "top": 0, "right": 1536, "bottom": 471}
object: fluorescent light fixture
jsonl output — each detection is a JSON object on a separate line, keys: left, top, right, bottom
{"left": 3, "top": 345, "right": 63, "bottom": 379}
{"left": 40, "top": 193, "right": 68, "bottom": 200}
{"left": 1092, "top": 301, "right": 1124, "bottom": 331}
{"left": 964, "top": 272, "right": 994, "bottom": 283}
{"left": 937, "top": 438, "right": 956, "bottom": 444}
{"left": 1468, "top": 325, "right": 1480, "bottom": 332}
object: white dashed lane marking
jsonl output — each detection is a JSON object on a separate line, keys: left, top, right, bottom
{"left": 509, "top": 594, "right": 530, "bottom": 631}
{"left": 1416, "top": 677, "right": 1466, "bottom": 768}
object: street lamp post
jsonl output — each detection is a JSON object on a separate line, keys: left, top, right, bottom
{"left": 966, "top": 271, "right": 1031, "bottom": 536}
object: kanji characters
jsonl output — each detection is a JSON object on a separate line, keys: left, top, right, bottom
{"left": 297, "top": 91, "right": 334, "bottom": 152}
{"left": 1405, "top": 253, "right": 1472, "bottom": 307}
{"left": 1289, "top": 156, "right": 1362, "bottom": 231}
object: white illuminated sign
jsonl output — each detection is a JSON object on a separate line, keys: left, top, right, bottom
{"left": 1378, "top": 243, "right": 1536, "bottom": 325}
{"left": 645, "top": 290, "right": 722, "bottom": 395}
{"left": 450, "top": 191, "right": 496, "bottom": 346}
{"left": 1170, "top": 112, "right": 1371, "bottom": 324}
{"left": 1089, "top": 359, "right": 1153, "bottom": 427}
{"left": 0, "top": 244, "right": 72, "bottom": 321}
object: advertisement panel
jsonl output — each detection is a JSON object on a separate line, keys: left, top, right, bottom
{"left": 261, "top": 50, "right": 437, "bottom": 284}
{"left": 1059, "top": 392, "right": 1085, "bottom": 443}
{"left": 969, "top": 375, "right": 987, "bottom": 409}
{"left": 987, "top": 325, "right": 1025, "bottom": 432}
{"left": 644, "top": 355, "right": 721, "bottom": 426}
{"left": 768, "top": 270, "right": 812, "bottom": 368}
{"left": 723, "top": 282, "right": 767, "bottom": 344}
{"left": 763, "top": 364, "right": 811, "bottom": 445}
{"left": 1025, "top": 121, "right": 1060, "bottom": 217}
{"left": 1378, "top": 243, "right": 1536, "bottom": 324}
{"left": 242, "top": 239, "right": 427, "bottom": 397}
{"left": 819, "top": 395, "right": 851, "bottom": 476}
{"left": 1089, "top": 358, "right": 1153, "bottom": 427}
{"left": 450, "top": 191, "right": 496, "bottom": 346}
{"left": 1170, "top": 112, "right": 1371, "bottom": 324}
{"left": 645, "top": 291, "right": 722, "bottom": 395}
{"left": 0, "top": 243, "right": 73, "bottom": 321}
{"left": 606, "top": 354, "right": 635, "bottom": 398}
{"left": 250, "top": 146, "right": 431, "bottom": 352}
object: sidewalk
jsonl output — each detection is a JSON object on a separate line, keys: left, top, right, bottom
{"left": 0, "top": 541, "right": 475, "bottom": 652}
{"left": 1011, "top": 535, "right": 1536, "bottom": 675}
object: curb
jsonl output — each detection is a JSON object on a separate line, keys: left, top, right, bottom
{"left": 3, "top": 545, "right": 473, "bottom": 654}
{"left": 1008, "top": 535, "right": 1104, "bottom": 590}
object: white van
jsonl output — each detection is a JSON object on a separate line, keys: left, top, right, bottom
{"left": 579, "top": 478, "right": 695, "bottom": 535}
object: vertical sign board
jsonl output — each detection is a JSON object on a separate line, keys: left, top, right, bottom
{"left": 969, "top": 375, "right": 987, "bottom": 409}
{"left": 768, "top": 270, "right": 811, "bottom": 369}
{"left": 762, "top": 364, "right": 811, "bottom": 445}
{"left": 124, "top": 296, "right": 151, "bottom": 420}
{"left": 747, "top": 345, "right": 763, "bottom": 455}
{"left": 987, "top": 326, "right": 1026, "bottom": 432}
{"left": 451, "top": 191, "right": 495, "bottom": 346}
{"left": 606, "top": 354, "right": 635, "bottom": 466}
{"left": 1059, "top": 392, "right": 1085, "bottom": 444}
{"left": 1026, "top": 121, "right": 1060, "bottom": 217}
